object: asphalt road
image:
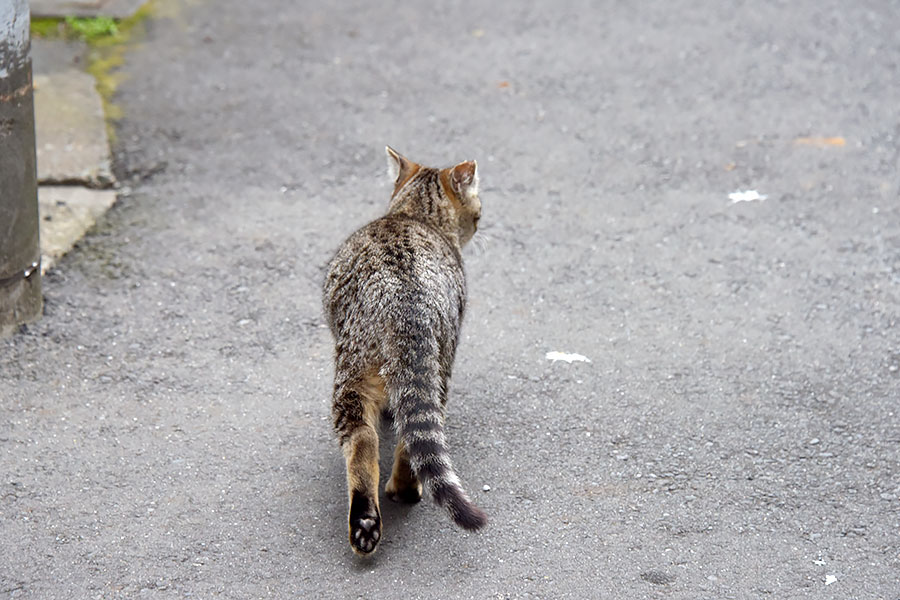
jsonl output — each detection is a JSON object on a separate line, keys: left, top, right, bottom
{"left": 3, "top": 0, "right": 899, "bottom": 598}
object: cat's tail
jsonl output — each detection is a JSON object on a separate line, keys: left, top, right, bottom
{"left": 385, "top": 331, "right": 487, "bottom": 531}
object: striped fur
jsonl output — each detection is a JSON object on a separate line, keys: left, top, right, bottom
{"left": 383, "top": 316, "right": 488, "bottom": 531}
{"left": 323, "top": 148, "right": 484, "bottom": 554}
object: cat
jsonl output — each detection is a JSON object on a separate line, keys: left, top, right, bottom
{"left": 322, "top": 146, "right": 487, "bottom": 555}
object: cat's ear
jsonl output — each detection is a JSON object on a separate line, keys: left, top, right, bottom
{"left": 449, "top": 160, "right": 479, "bottom": 199}
{"left": 385, "top": 146, "right": 414, "bottom": 184}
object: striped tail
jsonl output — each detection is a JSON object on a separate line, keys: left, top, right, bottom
{"left": 386, "top": 332, "right": 487, "bottom": 531}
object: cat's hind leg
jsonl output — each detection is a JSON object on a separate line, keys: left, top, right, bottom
{"left": 385, "top": 439, "right": 423, "bottom": 504}
{"left": 333, "top": 373, "right": 387, "bottom": 555}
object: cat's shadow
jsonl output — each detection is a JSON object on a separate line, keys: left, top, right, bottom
{"left": 363, "top": 490, "right": 418, "bottom": 563}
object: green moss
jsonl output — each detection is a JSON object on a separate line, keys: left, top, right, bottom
{"left": 30, "top": 2, "right": 172, "bottom": 144}
{"left": 31, "top": 16, "right": 121, "bottom": 43}
{"left": 64, "top": 16, "right": 119, "bottom": 41}
{"left": 86, "top": 52, "right": 125, "bottom": 126}
{"left": 87, "top": 1, "right": 159, "bottom": 48}
{"left": 30, "top": 17, "right": 64, "bottom": 38}
{"left": 85, "top": 5, "right": 153, "bottom": 142}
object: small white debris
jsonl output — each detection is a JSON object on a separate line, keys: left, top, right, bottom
{"left": 545, "top": 351, "right": 591, "bottom": 364}
{"left": 482, "top": 485, "right": 491, "bottom": 492}
{"left": 728, "top": 190, "right": 768, "bottom": 203}
{"left": 825, "top": 574, "right": 837, "bottom": 586}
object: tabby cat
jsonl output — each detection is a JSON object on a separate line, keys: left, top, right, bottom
{"left": 322, "top": 147, "right": 487, "bottom": 555}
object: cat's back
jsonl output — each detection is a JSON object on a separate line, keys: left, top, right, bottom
{"left": 323, "top": 214, "right": 464, "bottom": 331}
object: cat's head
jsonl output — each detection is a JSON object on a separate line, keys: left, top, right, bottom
{"left": 386, "top": 146, "right": 482, "bottom": 246}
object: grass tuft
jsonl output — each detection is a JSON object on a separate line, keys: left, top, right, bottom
{"left": 64, "top": 16, "right": 119, "bottom": 42}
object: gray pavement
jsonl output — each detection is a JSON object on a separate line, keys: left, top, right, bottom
{"left": 3, "top": 0, "right": 900, "bottom": 598}
{"left": 31, "top": 0, "right": 144, "bottom": 19}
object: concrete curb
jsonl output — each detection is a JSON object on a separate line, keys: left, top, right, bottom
{"left": 31, "top": 33, "right": 118, "bottom": 274}
{"left": 35, "top": 69, "right": 114, "bottom": 188}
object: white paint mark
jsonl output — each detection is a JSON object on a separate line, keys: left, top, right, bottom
{"left": 546, "top": 351, "right": 591, "bottom": 364}
{"left": 825, "top": 574, "right": 837, "bottom": 586}
{"left": 728, "top": 190, "right": 768, "bottom": 203}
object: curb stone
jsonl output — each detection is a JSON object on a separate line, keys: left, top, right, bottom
{"left": 38, "top": 186, "right": 117, "bottom": 273}
{"left": 34, "top": 69, "right": 114, "bottom": 187}
{"left": 31, "top": 32, "right": 119, "bottom": 274}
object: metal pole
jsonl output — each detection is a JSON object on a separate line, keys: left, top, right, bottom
{"left": 0, "top": 0, "right": 42, "bottom": 336}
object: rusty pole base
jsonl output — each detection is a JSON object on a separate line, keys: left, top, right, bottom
{"left": 1, "top": 0, "right": 43, "bottom": 336}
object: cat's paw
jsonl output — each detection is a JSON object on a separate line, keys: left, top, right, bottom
{"left": 350, "top": 515, "right": 381, "bottom": 555}
{"left": 348, "top": 492, "right": 381, "bottom": 556}
{"left": 385, "top": 478, "right": 423, "bottom": 504}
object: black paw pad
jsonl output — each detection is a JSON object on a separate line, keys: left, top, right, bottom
{"left": 350, "top": 517, "right": 380, "bottom": 554}
{"left": 349, "top": 491, "right": 381, "bottom": 555}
